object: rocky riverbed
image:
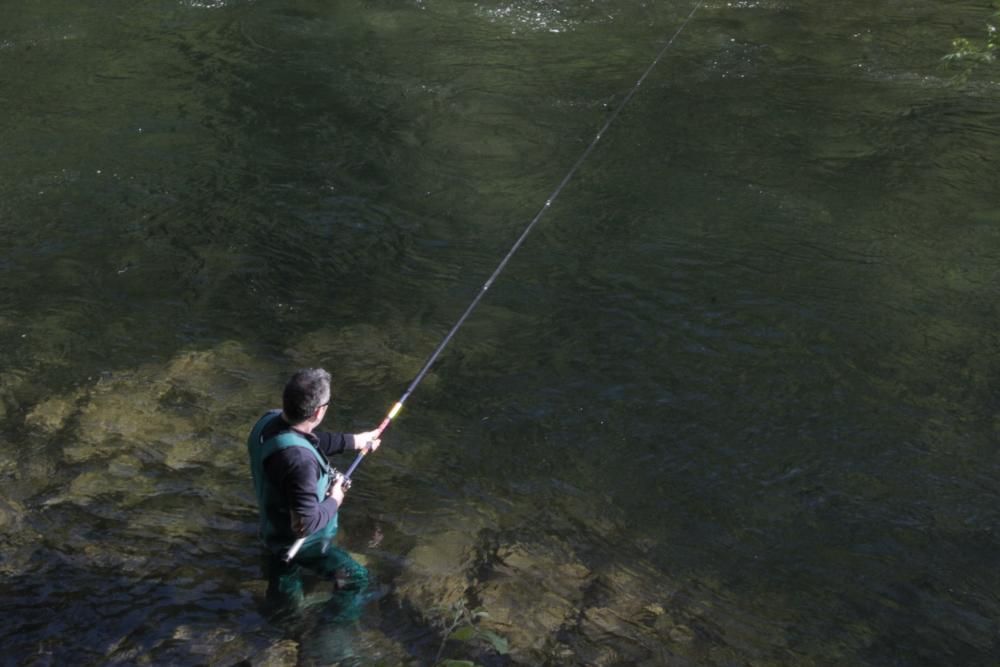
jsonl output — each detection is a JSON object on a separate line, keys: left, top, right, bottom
{"left": 1, "top": 340, "right": 777, "bottom": 665}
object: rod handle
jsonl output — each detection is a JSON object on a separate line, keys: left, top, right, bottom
{"left": 283, "top": 537, "right": 305, "bottom": 563}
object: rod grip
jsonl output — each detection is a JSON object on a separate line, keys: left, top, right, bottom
{"left": 283, "top": 537, "right": 305, "bottom": 563}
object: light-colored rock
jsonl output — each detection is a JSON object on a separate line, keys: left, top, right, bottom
{"left": 395, "top": 529, "right": 477, "bottom": 613}
{"left": 475, "top": 540, "right": 591, "bottom": 661}
{"left": 0, "top": 495, "right": 43, "bottom": 577}
{"left": 249, "top": 639, "right": 299, "bottom": 667}
{"left": 45, "top": 454, "right": 156, "bottom": 509}
{"left": 57, "top": 340, "right": 272, "bottom": 467}
{"left": 156, "top": 624, "right": 257, "bottom": 664}
{"left": 669, "top": 624, "right": 697, "bottom": 643}
{"left": 0, "top": 496, "right": 25, "bottom": 532}
{"left": 25, "top": 394, "right": 80, "bottom": 432}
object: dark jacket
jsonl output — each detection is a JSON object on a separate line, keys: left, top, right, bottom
{"left": 259, "top": 414, "right": 356, "bottom": 541}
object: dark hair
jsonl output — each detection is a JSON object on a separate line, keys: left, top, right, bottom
{"left": 283, "top": 368, "right": 331, "bottom": 424}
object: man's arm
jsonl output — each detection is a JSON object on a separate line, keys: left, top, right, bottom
{"left": 315, "top": 431, "right": 354, "bottom": 457}
{"left": 316, "top": 430, "right": 381, "bottom": 456}
{"left": 268, "top": 448, "right": 340, "bottom": 538}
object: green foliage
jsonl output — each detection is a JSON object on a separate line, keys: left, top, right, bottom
{"left": 943, "top": 2, "right": 998, "bottom": 78}
{"left": 432, "top": 598, "right": 510, "bottom": 666}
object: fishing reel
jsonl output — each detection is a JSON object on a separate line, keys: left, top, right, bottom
{"left": 327, "top": 468, "right": 351, "bottom": 495}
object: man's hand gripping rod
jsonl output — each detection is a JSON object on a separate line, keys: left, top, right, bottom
{"left": 281, "top": 402, "right": 402, "bottom": 563}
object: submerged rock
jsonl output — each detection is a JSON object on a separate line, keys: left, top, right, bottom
{"left": 0, "top": 496, "right": 41, "bottom": 577}
{"left": 286, "top": 325, "right": 433, "bottom": 398}
{"left": 24, "top": 393, "right": 81, "bottom": 433}
{"left": 474, "top": 539, "right": 592, "bottom": 662}
{"left": 387, "top": 507, "right": 704, "bottom": 664}
{"left": 52, "top": 455, "right": 157, "bottom": 508}
{"left": 0, "top": 370, "right": 26, "bottom": 423}
{"left": 395, "top": 528, "right": 478, "bottom": 614}
{"left": 571, "top": 563, "right": 690, "bottom": 664}
{"left": 144, "top": 624, "right": 259, "bottom": 665}
{"left": 246, "top": 639, "right": 298, "bottom": 667}
{"left": 34, "top": 340, "right": 273, "bottom": 468}
{"left": 0, "top": 496, "right": 25, "bottom": 533}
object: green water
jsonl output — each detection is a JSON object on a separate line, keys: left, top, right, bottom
{"left": 1, "top": 0, "right": 998, "bottom": 664}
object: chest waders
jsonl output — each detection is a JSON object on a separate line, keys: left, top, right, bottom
{"left": 247, "top": 410, "right": 338, "bottom": 556}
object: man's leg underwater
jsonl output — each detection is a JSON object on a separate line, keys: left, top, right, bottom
{"left": 262, "top": 551, "right": 306, "bottom": 613}
{"left": 296, "top": 539, "right": 371, "bottom": 622}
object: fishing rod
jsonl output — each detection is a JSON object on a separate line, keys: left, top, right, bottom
{"left": 283, "top": 1, "right": 704, "bottom": 564}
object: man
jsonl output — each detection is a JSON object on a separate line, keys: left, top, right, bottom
{"left": 247, "top": 367, "right": 380, "bottom": 614}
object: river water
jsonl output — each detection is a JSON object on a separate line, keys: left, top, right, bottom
{"left": 1, "top": 0, "right": 998, "bottom": 665}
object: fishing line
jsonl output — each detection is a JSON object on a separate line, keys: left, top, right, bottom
{"left": 284, "top": 1, "right": 703, "bottom": 562}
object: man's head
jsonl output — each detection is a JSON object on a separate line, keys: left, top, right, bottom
{"left": 283, "top": 368, "right": 332, "bottom": 425}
